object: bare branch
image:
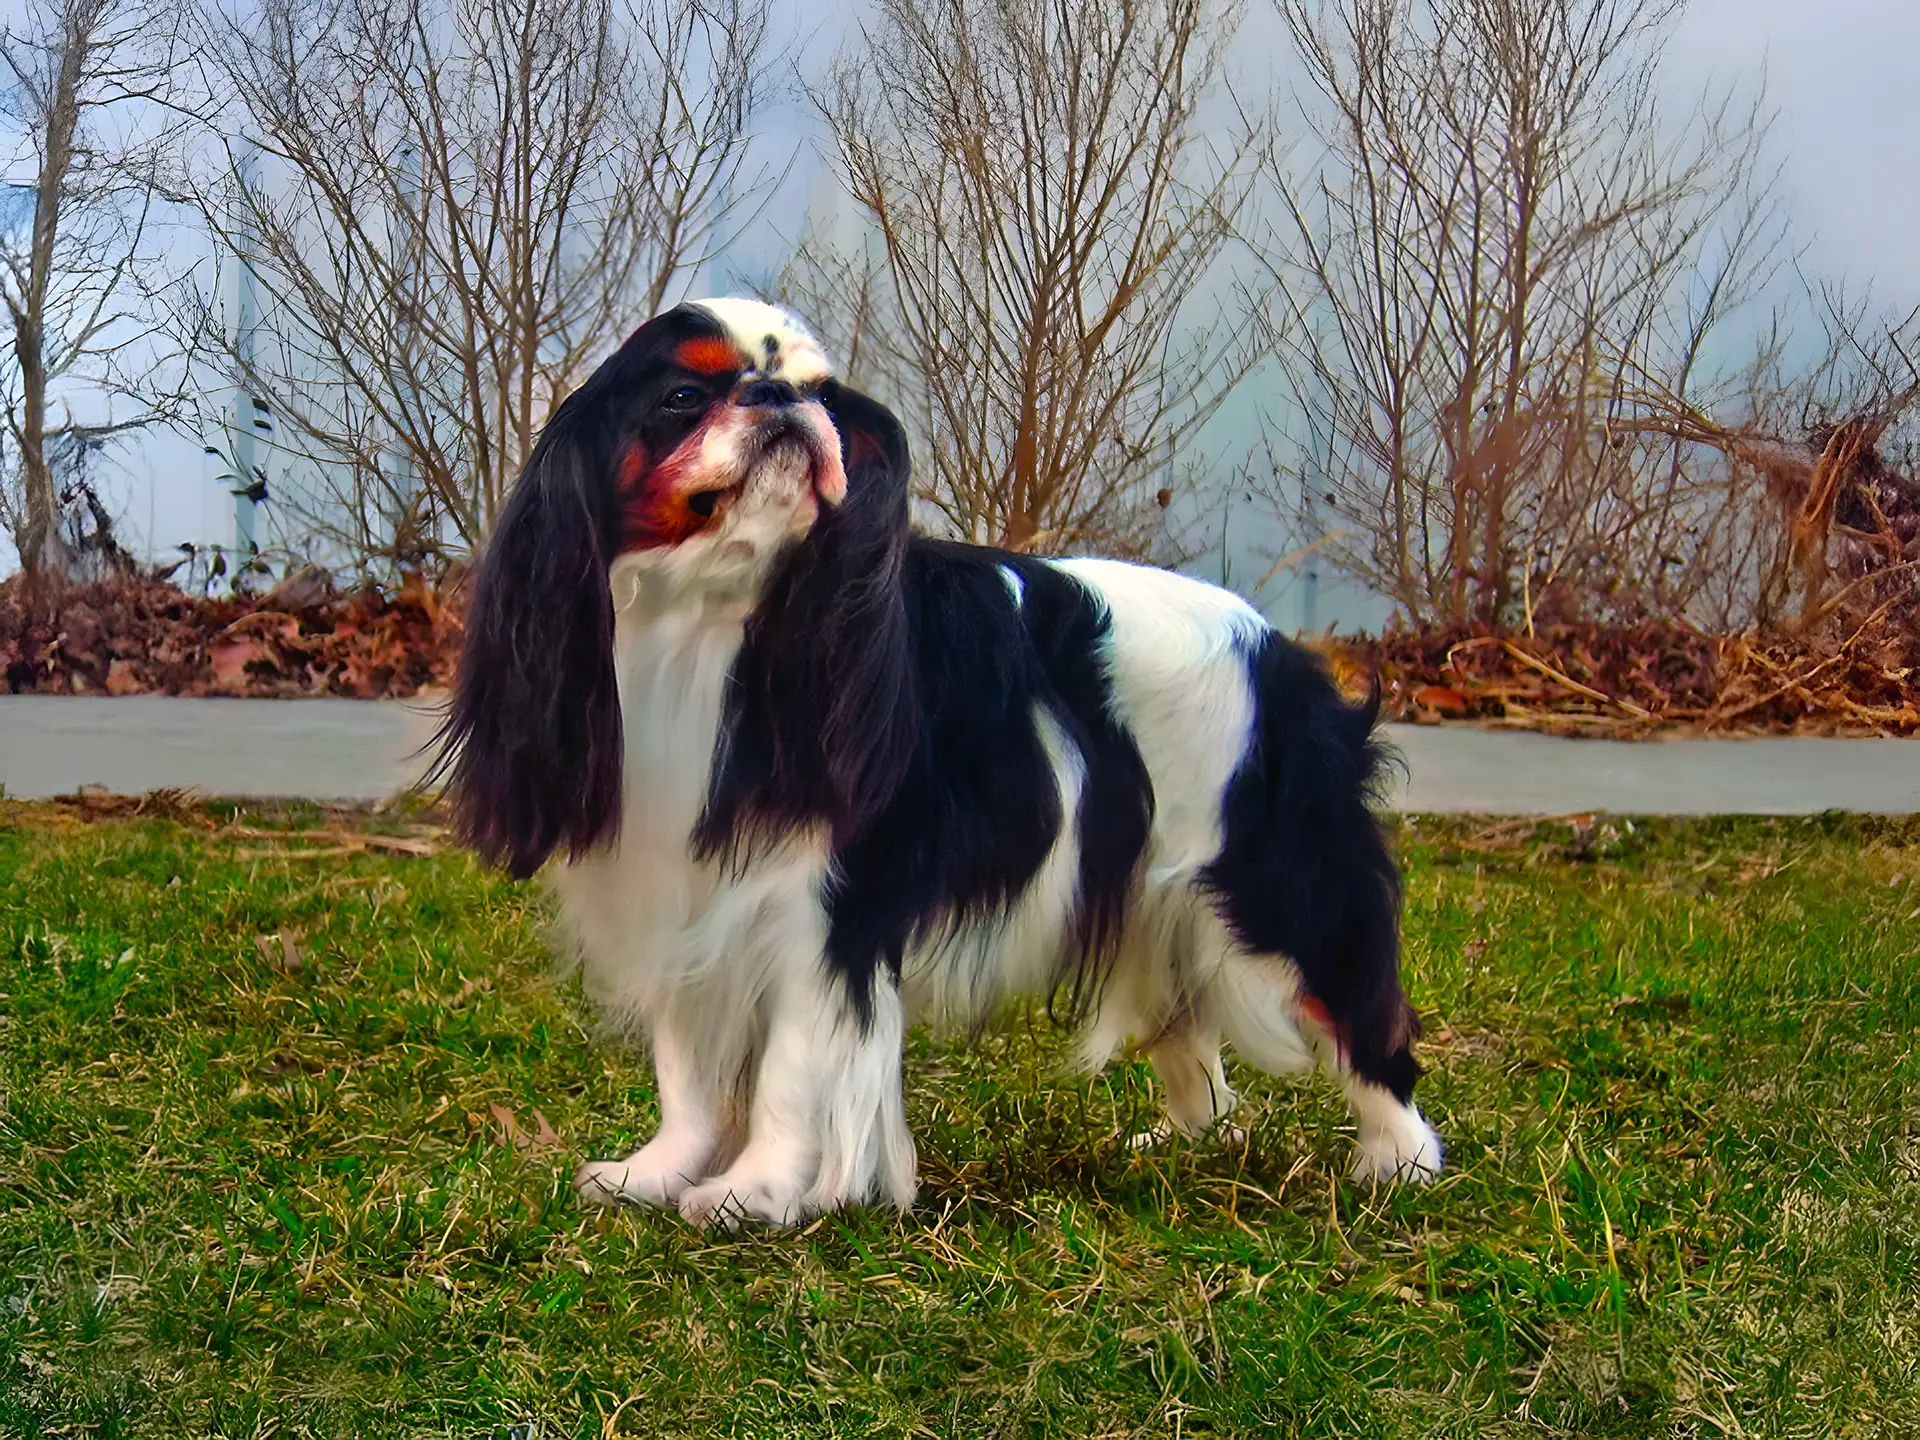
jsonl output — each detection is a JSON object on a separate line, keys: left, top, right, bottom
{"left": 1256, "top": 0, "right": 1788, "bottom": 628}
{"left": 792, "top": 0, "right": 1262, "bottom": 559}
{"left": 166, "top": 0, "right": 774, "bottom": 580}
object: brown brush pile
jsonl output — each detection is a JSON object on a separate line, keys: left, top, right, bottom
{"left": 1318, "top": 405, "right": 1920, "bottom": 735}
{"left": 1321, "top": 615, "right": 1918, "bottom": 736}
{"left": 0, "top": 569, "right": 465, "bottom": 698}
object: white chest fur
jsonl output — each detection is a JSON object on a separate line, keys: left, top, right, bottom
{"left": 550, "top": 590, "right": 769, "bottom": 1025}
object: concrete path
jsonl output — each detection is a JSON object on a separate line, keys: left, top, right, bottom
{"left": 0, "top": 697, "right": 445, "bottom": 805}
{"left": 1383, "top": 724, "right": 1920, "bottom": 816}
{"left": 2, "top": 696, "right": 1917, "bottom": 815}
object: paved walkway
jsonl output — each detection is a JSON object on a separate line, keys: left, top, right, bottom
{"left": 2, "top": 696, "right": 1917, "bottom": 814}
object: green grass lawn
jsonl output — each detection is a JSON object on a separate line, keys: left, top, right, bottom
{"left": 2, "top": 802, "right": 1917, "bottom": 1438}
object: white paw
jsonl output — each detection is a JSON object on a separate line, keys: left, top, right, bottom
{"left": 1128, "top": 1120, "right": 1249, "bottom": 1151}
{"left": 677, "top": 1172, "right": 808, "bottom": 1230}
{"left": 573, "top": 1136, "right": 710, "bottom": 1209}
{"left": 1350, "top": 1114, "right": 1444, "bottom": 1186}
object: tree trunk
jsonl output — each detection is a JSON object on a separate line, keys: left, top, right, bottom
{"left": 15, "top": 319, "right": 69, "bottom": 578}
{"left": 14, "top": 1, "right": 87, "bottom": 583}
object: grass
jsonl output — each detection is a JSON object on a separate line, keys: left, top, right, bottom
{"left": 1, "top": 801, "right": 1918, "bottom": 1438}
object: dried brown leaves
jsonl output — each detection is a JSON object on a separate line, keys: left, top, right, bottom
{"left": 0, "top": 571, "right": 464, "bottom": 698}
{"left": 8, "top": 566, "right": 1917, "bottom": 736}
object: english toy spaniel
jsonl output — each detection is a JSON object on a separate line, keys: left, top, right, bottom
{"left": 438, "top": 297, "right": 1441, "bottom": 1227}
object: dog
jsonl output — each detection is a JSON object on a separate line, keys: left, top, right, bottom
{"left": 436, "top": 296, "right": 1441, "bottom": 1227}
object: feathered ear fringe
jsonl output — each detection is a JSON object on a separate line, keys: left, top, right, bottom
{"left": 430, "top": 418, "right": 624, "bottom": 879}
{"left": 695, "top": 380, "right": 919, "bottom": 863}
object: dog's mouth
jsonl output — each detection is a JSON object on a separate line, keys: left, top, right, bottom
{"left": 745, "top": 413, "right": 844, "bottom": 504}
{"left": 672, "top": 431, "right": 835, "bottom": 537}
{"left": 621, "top": 402, "right": 849, "bottom": 554}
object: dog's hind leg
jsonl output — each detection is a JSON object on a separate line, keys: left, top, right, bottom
{"left": 1097, "top": 891, "right": 1257, "bottom": 1149}
{"left": 1136, "top": 1025, "right": 1244, "bottom": 1147}
{"left": 1197, "top": 631, "right": 1441, "bottom": 1184}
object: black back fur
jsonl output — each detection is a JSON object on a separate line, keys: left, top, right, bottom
{"left": 697, "top": 386, "right": 1157, "bottom": 1021}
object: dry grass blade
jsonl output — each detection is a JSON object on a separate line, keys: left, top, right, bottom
{"left": 221, "top": 825, "right": 441, "bottom": 857}
{"left": 253, "top": 929, "right": 304, "bottom": 972}
{"left": 486, "top": 1103, "right": 564, "bottom": 1156}
{"left": 236, "top": 844, "right": 368, "bottom": 861}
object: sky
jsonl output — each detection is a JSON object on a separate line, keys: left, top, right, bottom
{"left": 4, "top": 0, "right": 1918, "bottom": 629}
{"left": 1669, "top": 0, "right": 1920, "bottom": 314}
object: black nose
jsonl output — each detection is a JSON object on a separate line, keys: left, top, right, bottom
{"left": 737, "top": 378, "right": 800, "bottom": 408}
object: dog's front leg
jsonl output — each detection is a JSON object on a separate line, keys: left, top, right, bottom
{"left": 575, "top": 1000, "right": 724, "bottom": 1208}
{"left": 677, "top": 958, "right": 916, "bottom": 1229}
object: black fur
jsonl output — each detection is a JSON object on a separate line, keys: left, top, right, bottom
{"left": 431, "top": 406, "right": 623, "bottom": 880}
{"left": 697, "top": 386, "right": 1155, "bottom": 1023}
{"left": 693, "top": 379, "right": 918, "bottom": 866}
{"left": 1199, "top": 637, "right": 1420, "bottom": 1100}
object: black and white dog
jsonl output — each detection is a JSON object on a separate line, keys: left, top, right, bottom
{"left": 439, "top": 297, "right": 1441, "bottom": 1227}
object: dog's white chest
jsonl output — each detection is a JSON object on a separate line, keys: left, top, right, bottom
{"left": 548, "top": 612, "right": 747, "bottom": 990}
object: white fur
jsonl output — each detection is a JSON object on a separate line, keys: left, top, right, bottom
{"left": 1345, "top": 1082, "right": 1445, "bottom": 1184}
{"left": 1051, "top": 558, "right": 1265, "bottom": 875}
{"left": 678, "top": 911, "right": 915, "bottom": 1228}
{"left": 690, "top": 297, "right": 832, "bottom": 386}
{"left": 999, "top": 564, "right": 1026, "bottom": 607}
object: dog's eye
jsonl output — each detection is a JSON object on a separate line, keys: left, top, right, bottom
{"left": 663, "top": 385, "right": 706, "bottom": 412}
{"left": 686, "top": 488, "right": 727, "bottom": 518}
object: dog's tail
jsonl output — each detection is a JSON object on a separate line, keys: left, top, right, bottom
{"left": 1197, "top": 631, "right": 1420, "bottom": 1100}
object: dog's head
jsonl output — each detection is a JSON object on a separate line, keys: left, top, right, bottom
{"left": 600, "top": 297, "right": 847, "bottom": 588}
{"left": 435, "top": 297, "right": 912, "bottom": 878}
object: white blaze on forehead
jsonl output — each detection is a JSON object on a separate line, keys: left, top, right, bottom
{"left": 689, "top": 296, "right": 834, "bottom": 386}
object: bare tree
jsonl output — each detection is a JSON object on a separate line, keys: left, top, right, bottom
{"left": 809, "top": 0, "right": 1263, "bottom": 558}
{"left": 0, "top": 0, "right": 183, "bottom": 581}
{"left": 1259, "top": 0, "right": 1783, "bottom": 627}
{"left": 173, "top": 0, "right": 772, "bottom": 576}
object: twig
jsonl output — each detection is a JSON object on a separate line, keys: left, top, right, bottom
{"left": 1707, "top": 597, "right": 1904, "bottom": 727}
{"left": 1463, "top": 812, "right": 1600, "bottom": 847}
{"left": 235, "top": 845, "right": 367, "bottom": 861}
{"left": 1499, "top": 641, "right": 1652, "bottom": 719}
{"left": 1254, "top": 530, "right": 1352, "bottom": 592}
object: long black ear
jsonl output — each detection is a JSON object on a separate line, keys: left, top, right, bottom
{"left": 811, "top": 379, "right": 915, "bottom": 832}
{"left": 694, "top": 379, "right": 918, "bottom": 860}
{"left": 431, "top": 416, "right": 623, "bottom": 879}
{"left": 817, "top": 378, "right": 911, "bottom": 517}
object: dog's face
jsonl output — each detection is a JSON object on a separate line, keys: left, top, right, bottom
{"left": 603, "top": 299, "right": 848, "bottom": 589}
{"left": 439, "top": 296, "right": 913, "bottom": 879}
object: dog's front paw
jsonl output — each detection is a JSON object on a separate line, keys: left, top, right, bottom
{"left": 1350, "top": 1112, "right": 1444, "bottom": 1186}
{"left": 1127, "top": 1119, "right": 1249, "bottom": 1151}
{"left": 573, "top": 1136, "right": 711, "bottom": 1209}
{"left": 676, "top": 1172, "right": 807, "bottom": 1230}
